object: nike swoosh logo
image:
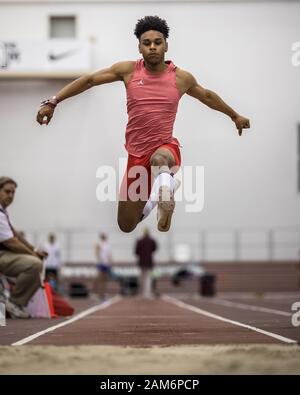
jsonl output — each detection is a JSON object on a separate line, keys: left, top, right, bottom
{"left": 48, "top": 49, "right": 78, "bottom": 61}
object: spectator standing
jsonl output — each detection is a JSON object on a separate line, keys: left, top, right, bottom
{"left": 135, "top": 228, "right": 157, "bottom": 299}
{"left": 43, "top": 233, "right": 61, "bottom": 291}
{"left": 95, "top": 233, "right": 113, "bottom": 300}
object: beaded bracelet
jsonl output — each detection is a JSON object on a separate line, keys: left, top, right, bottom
{"left": 40, "top": 96, "right": 58, "bottom": 108}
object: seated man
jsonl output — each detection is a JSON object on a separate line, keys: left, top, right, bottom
{"left": 0, "top": 177, "right": 46, "bottom": 318}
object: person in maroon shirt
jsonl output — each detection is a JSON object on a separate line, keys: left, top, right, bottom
{"left": 135, "top": 228, "right": 157, "bottom": 298}
{"left": 36, "top": 16, "right": 250, "bottom": 233}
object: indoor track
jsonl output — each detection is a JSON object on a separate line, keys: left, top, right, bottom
{"left": 1, "top": 292, "right": 300, "bottom": 374}
{"left": 1, "top": 292, "right": 300, "bottom": 346}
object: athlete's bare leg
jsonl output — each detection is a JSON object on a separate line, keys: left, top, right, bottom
{"left": 117, "top": 147, "right": 176, "bottom": 233}
{"left": 117, "top": 200, "right": 146, "bottom": 233}
{"left": 150, "top": 147, "right": 176, "bottom": 170}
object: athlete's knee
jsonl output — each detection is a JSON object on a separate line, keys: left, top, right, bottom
{"left": 117, "top": 216, "right": 138, "bottom": 233}
{"left": 150, "top": 153, "right": 169, "bottom": 167}
{"left": 118, "top": 221, "right": 138, "bottom": 233}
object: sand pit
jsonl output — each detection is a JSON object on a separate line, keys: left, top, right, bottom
{"left": 0, "top": 344, "right": 300, "bottom": 374}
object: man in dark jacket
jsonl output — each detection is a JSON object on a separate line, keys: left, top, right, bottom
{"left": 135, "top": 228, "right": 157, "bottom": 298}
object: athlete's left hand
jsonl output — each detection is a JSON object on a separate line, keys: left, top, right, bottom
{"left": 232, "top": 115, "right": 250, "bottom": 136}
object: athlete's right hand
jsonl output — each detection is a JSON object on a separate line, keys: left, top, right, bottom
{"left": 36, "top": 105, "right": 55, "bottom": 125}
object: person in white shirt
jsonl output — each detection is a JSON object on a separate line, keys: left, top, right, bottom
{"left": 0, "top": 177, "right": 47, "bottom": 318}
{"left": 43, "top": 233, "right": 61, "bottom": 291}
{"left": 95, "top": 233, "right": 113, "bottom": 300}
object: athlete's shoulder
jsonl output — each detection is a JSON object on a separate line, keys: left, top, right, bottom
{"left": 175, "top": 67, "right": 197, "bottom": 92}
{"left": 111, "top": 61, "right": 135, "bottom": 76}
{"left": 176, "top": 67, "right": 196, "bottom": 82}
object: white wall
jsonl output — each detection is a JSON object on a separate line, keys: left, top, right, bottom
{"left": 0, "top": 1, "right": 300, "bottom": 261}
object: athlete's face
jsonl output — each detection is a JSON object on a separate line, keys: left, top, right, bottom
{"left": 138, "top": 30, "right": 168, "bottom": 65}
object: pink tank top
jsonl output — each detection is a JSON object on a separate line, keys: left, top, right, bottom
{"left": 125, "top": 59, "right": 181, "bottom": 157}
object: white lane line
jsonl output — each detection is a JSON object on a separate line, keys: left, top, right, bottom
{"left": 207, "top": 298, "right": 291, "bottom": 317}
{"left": 12, "top": 296, "right": 122, "bottom": 346}
{"left": 162, "top": 295, "right": 297, "bottom": 344}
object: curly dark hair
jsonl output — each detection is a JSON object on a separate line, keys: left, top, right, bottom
{"left": 134, "top": 16, "right": 169, "bottom": 40}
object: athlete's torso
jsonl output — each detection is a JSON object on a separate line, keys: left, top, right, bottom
{"left": 125, "top": 59, "right": 182, "bottom": 157}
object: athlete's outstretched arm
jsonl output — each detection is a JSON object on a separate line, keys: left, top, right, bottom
{"left": 184, "top": 72, "right": 250, "bottom": 136}
{"left": 36, "top": 61, "right": 133, "bottom": 125}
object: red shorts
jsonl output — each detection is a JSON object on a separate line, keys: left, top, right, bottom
{"left": 119, "top": 143, "right": 181, "bottom": 201}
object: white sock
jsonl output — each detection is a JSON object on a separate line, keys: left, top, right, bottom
{"left": 141, "top": 171, "right": 175, "bottom": 221}
{"left": 153, "top": 171, "right": 174, "bottom": 196}
{"left": 141, "top": 198, "right": 157, "bottom": 221}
